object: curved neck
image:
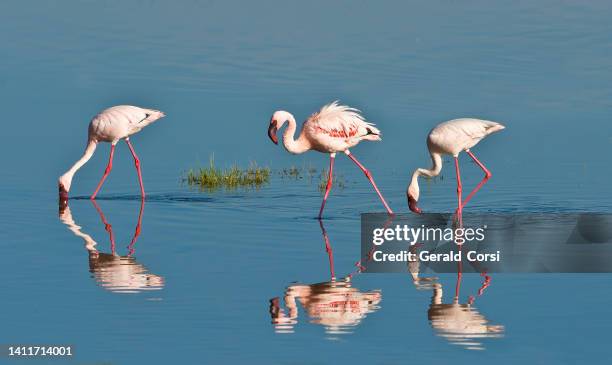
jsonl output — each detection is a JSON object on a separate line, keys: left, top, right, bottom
{"left": 431, "top": 284, "right": 443, "bottom": 305}
{"left": 59, "top": 206, "right": 98, "bottom": 251}
{"left": 409, "top": 152, "right": 443, "bottom": 192}
{"left": 282, "top": 116, "right": 310, "bottom": 154}
{"left": 60, "top": 140, "right": 97, "bottom": 189}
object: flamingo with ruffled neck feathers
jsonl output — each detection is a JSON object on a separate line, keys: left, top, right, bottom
{"left": 267, "top": 101, "right": 393, "bottom": 218}
{"left": 58, "top": 105, "right": 165, "bottom": 202}
{"left": 407, "top": 118, "right": 505, "bottom": 219}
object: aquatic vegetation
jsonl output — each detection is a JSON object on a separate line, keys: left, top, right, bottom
{"left": 185, "top": 157, "right": 348, "bottom": 193}
{"left": 278, "top": 164, "right": 317, "bottom": 179}
{"left": 185, "top": 156, "right": 271, "bottom": 190}
{"left": 318, "top": 168, "right": 347, "bottom": 192}
{"left": 277, "top": 164, "right": 346, "bottom": 193}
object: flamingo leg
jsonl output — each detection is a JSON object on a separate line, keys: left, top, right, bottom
{"left": 125, "top": 139, "right": 146, "bottom": 199}
{"left": 454, "top": 156, "right": 463, "bottom": 226}
{"left": 91, "top": 144, "right": 116, "bottom": 200}
{"left": 318, "top": 153, "right": 335, "bottom": 219}
{"left": 461, "top": 150, "right": 492, "bottom": 208}
{"left": 455, "top": 269, "right": 463, "bottom": 301}
{"left": 91, "top": 199, "right": 117, "bottom": 255}
{"left": 345, "top": 151, "right": 393, "bottom": 214}
{"left": 319, "top": 219, "right": 335, "bottom": 280}
{"left": 468, "top": 272, "right": 492, "bottom": 305}
{"left": 127, "top": 199, "right": 145, "bottom": 257}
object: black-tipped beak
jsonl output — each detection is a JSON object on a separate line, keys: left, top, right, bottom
{"left": 268, "top": 121, "right": 278, "bottom": 145}
{"left": 408, "top": 194, "right": 422, "bottom": 214}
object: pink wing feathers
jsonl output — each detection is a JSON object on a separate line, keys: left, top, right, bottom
{"left": 306, "top": 101, "right": 381, "bottom": 142}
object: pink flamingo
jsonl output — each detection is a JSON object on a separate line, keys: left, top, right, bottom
{"left": 407, "top": 118, "right": 505, "bottom": 217}
{"left": 267, "top": 101, "right": 393, "bottom": 218}
{"left": 58, "top": 105, "right": 165, "bottom": 201}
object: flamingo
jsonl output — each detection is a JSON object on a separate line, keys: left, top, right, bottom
{"left": 59, "top": 201, "right": 165, "bottom": 293}
{"left": 407, "top": 118, "right": 505, "bottom": 217}
{"left": 269, "top": 220, "right": 382, "bottom": 335}
{"left": 267, "top": 101, "right": 393, "bottom": 218}
{"left": 58, "top": 105, "right": 165, "bottom": 201}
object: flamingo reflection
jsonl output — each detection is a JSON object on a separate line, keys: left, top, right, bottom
{"left": 269, "top": 220, "right": 381, "bottom": 335}
{"left": 426, "top": 278, "right": 503, "bottom": 351}
{"left": 410, "top": 241, "right": 503, "bottom": 350}
{"left": 59, "top": 200, "right": 164, "bottom": 293}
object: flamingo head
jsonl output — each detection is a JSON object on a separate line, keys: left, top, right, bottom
{"left": 407, "top": 183, "right": 422, "bottom": 214}
{"left": 268, "top": 110, "right": 292, "bottom": 145}
{"left": 58, "top": 174, "right": 72, "bottom": 201}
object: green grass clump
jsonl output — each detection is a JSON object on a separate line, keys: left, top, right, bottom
{"left": 185, "top": 156, "right": 270, "bottom": 190}
{"left": 318, "top": 168, "right": 347, "bottom": 192}
{"left": 278, "top": 164, "right": 317, "bottom": 180}
{"left": 277, "top": 163, "right": 347, "bottom": 193}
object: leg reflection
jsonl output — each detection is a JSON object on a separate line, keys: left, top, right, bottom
{"left": 269, "top": 220, "right": 382, "bottom": 336}
{"left": 59, "top": 200, "right": 163, "bottom": 293}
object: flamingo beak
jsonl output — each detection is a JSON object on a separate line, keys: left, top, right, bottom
{"left": 268, "top": 120, "right": 278, "bottom": 145}
{"left": 408, "top": 194, "right": 422, "bottom": 214}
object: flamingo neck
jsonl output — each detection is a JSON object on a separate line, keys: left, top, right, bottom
{"left": 409, "top": 152, "right": 443, "bottom": 194}
{"left": 60, "top": 140, "right": 97, "bottom": 191}
{"left": 431, "top": 283, "right": 443, "bottom": 305}
{"left": 282, "top": 115, "right": 310, "bottom": 154}
{"left": 59, "top": 206, "right": 98, "bottom": 251}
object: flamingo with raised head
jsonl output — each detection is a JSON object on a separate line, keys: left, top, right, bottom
{"left": 407, "top": 118, "right": 505, "bottom": 217}
{"left": 58, "top": 105, "right": 165, "bottom": 201}
{"left": 267, "top": 101, "right": 393, "bottom": 218}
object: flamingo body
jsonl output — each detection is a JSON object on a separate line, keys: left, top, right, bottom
{"left": 89, "top": 105, "right": 165, "bottom": 143}
{"left": 267, "top": 101, "right": 393, "bottom": 217}
{"left": 408, "top": 118, "right": 505, "bottom": 214}
{"left": 300, "top": 103, "right": 381, "bottom": 153}
{"left": 427, "top": 118, "right": 505, "bottom": 157}
{"left": 59, "top": 105, "right": 165, "bottom": 200}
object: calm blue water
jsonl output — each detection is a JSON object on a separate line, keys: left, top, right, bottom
{"left": 1, "top": 1, "right": 612, "bottom": 363}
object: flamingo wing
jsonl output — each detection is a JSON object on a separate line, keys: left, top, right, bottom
{"left": 124, "top": 106, "right": 165, "bottom": 134}
{"left": 90, "top": 106, "right": 165, "bottom": 142}
{"left": 429, "top": 118, "right": 505, "bottom": 154}
{"left": 433, "top": 118, "right": 503, "bottom": 141}
{"left": 306, "top": 101, "right": 380, "bottom": 141}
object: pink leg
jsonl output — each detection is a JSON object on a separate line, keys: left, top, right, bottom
{"left": 318, "top": 154, "right": 335, "bottom": 219}
{"left": 125, "top": 139, "right": 145, "bottom": 199}
{"left": 454, "top": 241, "right": 464, "bottom": 300}
{"left": 454, "top": 156, "right": 463, "bottom": 226}
{"left": 91, "top": 144, "right": 116, "bottom": 200}
{"left": 127, "top": 199, "right": 145, "bottom": 257}
{"left": 477, "top": 271, "right": 491, "bottom": 296}
{"left": 455, "top": 270, "right": 463, "bottom": 301}
{"left": 353, "top": 214, "right": 395, "bottom": 276}
{"left": 318, "top": 219, "right": 335, "bottom": 280}
{"left": 461, "top": 150, "right": 492, "bottom": 208}
{"left": 91, "top": 200, "right": 116, "bottom": 254}
{"left": 345, "top": 151, "right": 393, "bottom": 214}
{"left": 468, "top": 272, "right": 492, "bottom": 305}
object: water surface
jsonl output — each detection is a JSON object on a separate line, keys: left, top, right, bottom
{"left": 1, "top": 1, "right": 612, "bottom": 363}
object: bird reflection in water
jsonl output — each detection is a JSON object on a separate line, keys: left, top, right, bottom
{"left": 269, "top": 220, "right": 381, "bottom": 336}
{"left": 59, "top": 200, "right": 164, "bottom": 294}
{"left": 410, "top": 238, "right": 504, "bottom": 350}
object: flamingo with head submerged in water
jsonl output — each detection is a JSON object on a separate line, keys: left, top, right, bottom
{"left": 267, "top": 101, "right": 393, "bottom": 218}
{"left": 58, "top": 105, "right": 165, "bottom": 201}
{"left": 407, "top": 118, "right": 505, "bottom": 218}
